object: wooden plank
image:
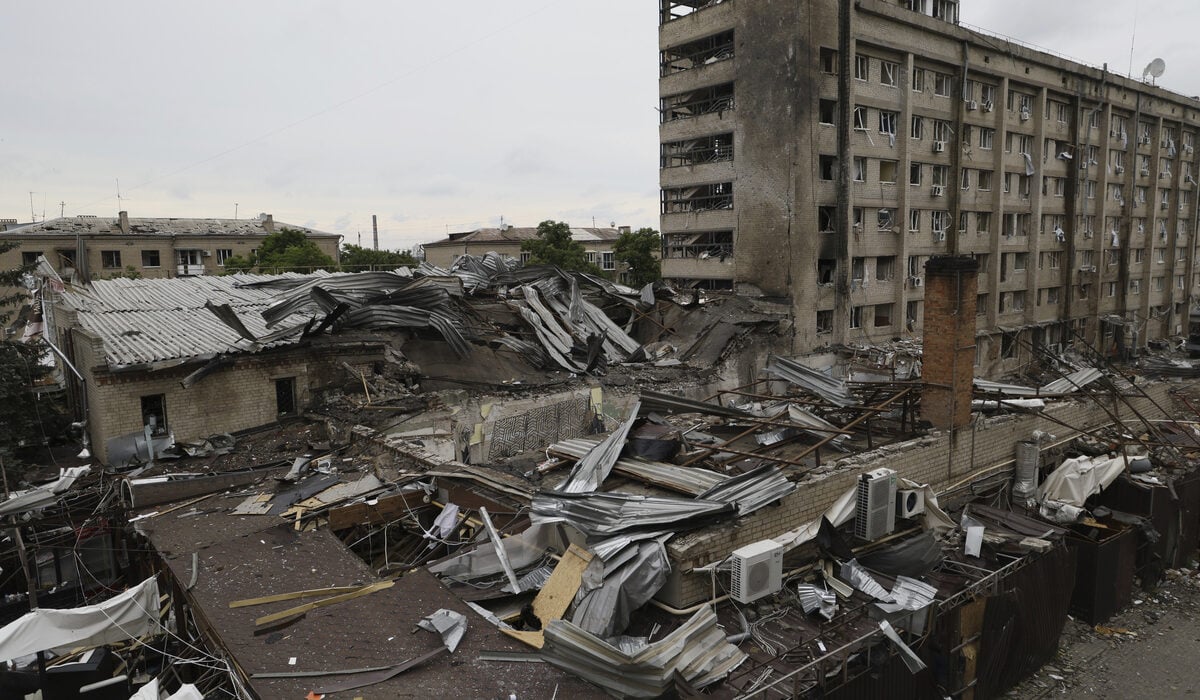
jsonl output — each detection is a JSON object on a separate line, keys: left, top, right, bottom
{"left": 327, "top": 491, "right": 427, "bottom": 531}
{"left": 229, "top": 586, "right": 365, "bottom": 608}
{"left": 254, "top": 580, "right": 395, "bottom": 627}
{"left": 500, "top": 544, "right": 593, "bottom": 649}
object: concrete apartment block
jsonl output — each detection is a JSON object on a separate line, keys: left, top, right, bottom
{"left": 658, "top": 0, "right": 1200, "bottom": 377}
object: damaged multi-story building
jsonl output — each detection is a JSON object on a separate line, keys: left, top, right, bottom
{"left": 659, "top": 0, "right": 1200, "bottom": 375}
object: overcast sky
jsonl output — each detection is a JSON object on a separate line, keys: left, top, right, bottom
{"left": 2, "top": 1, "right": 1197, "bottom": 251}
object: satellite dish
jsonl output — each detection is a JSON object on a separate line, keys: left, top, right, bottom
{"left": 1143, "top": 58, "right": 1166, "bottom": 82}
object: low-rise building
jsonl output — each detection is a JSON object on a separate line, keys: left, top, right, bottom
{"left": 0, "top": 211, "right": 340, "bottom": 281}
{"left": 421, "top": 225, "right": 625, "bottom": 273}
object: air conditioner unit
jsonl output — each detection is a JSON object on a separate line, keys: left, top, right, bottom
{"left": 855, "top": 468, "right": 897, "bottom": 541}
{"left": 1141, "top": 136, "right": 1152, "bottom": 145}
{"left": 934, "top": 231, "right": 947, "bottom": 242}
{"left": 201, "top": 250, "right": 212, "bottom": 257}
{"left": 897, "top": 489, "right": 926, "bottom": 519}
{"left": 1141, "top": 168, "right": 1151, "bottom": 177}
{"left": 729, "top": 540, "right": 784, "bottom": 604}
{"left": 1115, "top": 165, "right": 1125, "bottom": 174}
{"left": 982, "top": 100, "right": 994, "bottom": 112}
{"left": 966, "top": 99, "right": 978, "bottom": 111}
{"left": 1187, "top": 145, "right": 1195, "bottom": 155}
{"left": 1162, "top": 202, "right": 1170, "bottom": 210}
{"left": 1019, "top": 109, "right": 1031, "bottom": 122}
{"left": 931, "top": 184, "right": 945, "bottom": 197}
{"left": 910, "top": 275, "right": 923, "bottom": 287}
{"left": 933, "top": 140, "right": 946, "bottom": 153}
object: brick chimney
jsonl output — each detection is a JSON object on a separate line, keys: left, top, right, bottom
{"left": 118, "top": 210, "right": 130, "bottom": 235}
{"left": 921, "top": 255, "right": 979, "bottom": 430}
{"left": 262, "top": 214, "right": 275, "bottom": 234}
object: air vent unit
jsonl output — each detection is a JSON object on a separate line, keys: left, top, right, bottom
{"left": 896, "top": 489, "right": 926, "bottom": 519}
{"left": 730, "top": 540, "right": 784, "bottom": 604}
{"left": 855, "top": 468, "right": 897, "bottom": 541}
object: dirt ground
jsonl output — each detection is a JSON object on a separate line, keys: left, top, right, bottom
{"left": 1006, "top": 566, "right": 1200, "bottom": 698}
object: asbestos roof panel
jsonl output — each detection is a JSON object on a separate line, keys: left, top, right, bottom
{"left": 424, "top": 227, "right": 622, "bottom": 247}
{"left": 60, "top": 274, "right": 318, "bottom": 369}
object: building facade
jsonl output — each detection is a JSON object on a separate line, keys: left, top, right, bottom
{"left": 0, "top": 212, "right": 341, "bottom": 281}
{"left": 422, "top": 225, "right": 625, "bottom": 272}
{"left": 659, "top": 0, "right": 1200, "bottom": 374}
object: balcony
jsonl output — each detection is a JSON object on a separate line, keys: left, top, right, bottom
{"left": 176, "top": 263, "right": 207, "bottom": 277}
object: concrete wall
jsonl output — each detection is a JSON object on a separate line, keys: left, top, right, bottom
{"left": 661, "top": 381, "right": 1175, "bottom": 606}
{"left": 80, "top": 340, "right": 382, "bottom": 464}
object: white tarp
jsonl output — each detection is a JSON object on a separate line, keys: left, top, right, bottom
{"left": 1037, "top": 453, "right": 1136, "bottom": 507}
{"left": 0, "top": 576, "right": 161, "bottom": 661}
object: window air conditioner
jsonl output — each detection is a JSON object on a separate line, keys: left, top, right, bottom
{"left": 1115, "top": 165, "right": 1124, "bottom": 174}
{"left": 910, "top": 275, "right": 923, "bottom": 287}
{"left": 966, "top": 99, "right": 978, "bottom": 111}
{"left": 982, "top": 100, "right": 993, "bottom": 112}
{"left": 933, "top": 140, "right": 946, "bottom": 153}
{"left": 855, "top": 468, "right": 897, "bottom": 541}
{"left": 1141, "top": 168, "right": 1151, "bottom": 177}
{"left": 896, "top": 489, "right": 926, "bottom": 519}
{"left": 1020, "top": 108, "right": 1031, "bottom": 121}
{"left": 1141, "top": 135, "right": 1152, "bottom": 145}
{"left": 931, "top": 184, "right": 945, "bottom": 197}
{"left": 729, "top": 540, "right": 784, "bottom": 604}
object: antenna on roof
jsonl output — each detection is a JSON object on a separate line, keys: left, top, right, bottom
{"left": 60, "top": 201, "right": 66, "bottom": 218}
{"left": 234, "top": 202, "right": 239, "bottom": 220}
{"left": 1143, "top": 58, "right": 1166, "bottom": 85}
{"left": 29, "top": 192, "right": 36, "bottom": 223}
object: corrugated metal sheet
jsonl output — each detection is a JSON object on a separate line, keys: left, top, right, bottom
{"left": 764, "top": 355, "right": 857, "bottom": 407}
{"left": 530, "top": 491, "right": 735, "bottom": 537}
{"left": 541, "top": 606, "right": 747, "bottom": 698}
{"left": 696, "top": 464, "right": 796, "bottom": 515}
{"left": 551, "top": 438, "right": 728, "bottom": 495}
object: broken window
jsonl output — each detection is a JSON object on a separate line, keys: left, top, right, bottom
{"left": 874, "top": 303, "right": 893, "bottom": 327}
{"left": 101, "top": 250, "right": 121, "bottom": 269}
{"left": 850, "top": 306, "right": 864, "bottom": 329}
{"left": 141, "top": 394, "right": 168, "bottom": 435}
{"left": 21, "top": 251, "right": 42, "bottom": 266}
{"left": 661, "top": 182, "right": 734, "bottom": 213}
{"left": 978, "top": 170, "right": 993, "bottom": 191}
{"left": 933, "top": 72, "right": 952, "bottom": 97}
{"left": 880, "top": 61, "right": 898, "bottom": 86}
{"left": 660, "top": 29, "right": 734, "bottom": 75}
{"left": 853, "top": 106, "right": 868, "bottom": 131}
{"left": 977, "top": 293, "right": 988, "bottom": 316}
{"left": 912, "top": 67, "right": 925, "bottom": 92}
{"left": 879, "top": 160, "right": 898, "bottom": 183}
{"left": 908, "top": 255, "right": 923, "bottom": 277}
{"left": 909, "top": 162, "right": 923, "bottom": 186}
{"left": 877, "top": 208, "right": 894, "bottom": 230}
{"left": 276, "top": 377, "right": 297, "bottom": 415}
{"left": 910, "top": 115, "right": 924, "bottom": 140}
{"left": 979, "top": 128, "right": 994, "bottom": 150}
{"left": 819, "top": 99, "right": 837, "bottom": 125}
{"left": 931, "top": 165, "right": 947, "bottom": 187}
{"left": 141, "top": 249, "right": 160, "bottom": 267}
{"left": 932, "top": 120, "right": 950, "bottom": 144}
{"left": 663, "top": 230, "right": 733, "bottom": 259}
{"left": 55, "top": 248, "right": 76, "bottom": 271}
{"left": 854, "top": 157, "right": 866, "bottom": 182}
{"left": 1001, "top": 331, "right": 1017, "bottom": 358}
{"left": 661, "top": 133, "right": 734, "bottom": 167}
{"left": 855, "top": 55, "right": 869, "bottom": 81}
{"left": 819, "top": 155, "right": 838, "bottom": 181}
{"left": 932, "top": 0, "right": 958, "bottom": 22}
{"left": 816, "top": 310, "right": 833, "bottom": 334}
{"left": 818, "top": 207, "right": 836, "bottom": 233}
{"left": 602, "top": 252, "right": 615, "bottom": 270}
{"left": 818, "top": 258, "right": 836, "bottom": 284}
{"left": 906, "top": 300, "right": 920, "bottom": 328}
{"left": 876, "top": 255, "right": 896, "bottom": 280}
{"left": 851, "top": 256, "right": 865, "bottom": 282}
{"left": 820, "top": 47, "right": 838, "bottom": 74}
{"left": 879, "top": 110, "right": 898, "bottom": 135}
{"left": 216, "top": 249, "right": 234, "bottom": 266}
{"left": 909, "top": 209, "right": 922, "bottom": 233}
{"left": 961, "top": 168, "right": 971, "bottom": 190}
{"left": 660, "top": 82, "right": 734, "bottom": 122}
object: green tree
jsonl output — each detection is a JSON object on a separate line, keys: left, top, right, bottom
{"left": 613, "top": 227, "right": 662, "bottom": 287}
{"left": 339, "top": 244, "right": 417, "bottom": 270}
{"left": 0, "top": 241, "right": 54, "bottom": 461}
{"left": 221, "top": 255, "right": 254, "bottom": 274}
{"left": 243, "top": 228, "right": 336, "bottom": 274}
{"left": 521, "top": 220, "right": 601, "bottom": 275}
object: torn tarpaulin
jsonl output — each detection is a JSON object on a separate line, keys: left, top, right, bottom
{"left": 0, "top": 576, "right": 161, "bottom": 661}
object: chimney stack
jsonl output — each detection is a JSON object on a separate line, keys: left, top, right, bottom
{"left": 372, "top": 214, "right": 379, "bottom": 251}
{"left": 921, "top": 255, "right": 979, "bottom": 430}
{"left": 262, "top": 214, "right": 275, "bottom": 234}
{"left": 118, "top": 210, "right": 130, "bottom": 235}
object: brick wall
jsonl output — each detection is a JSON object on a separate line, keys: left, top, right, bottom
{"left": 661, "top": 381, "right": 1175, "bottom": 606}
{"left": 922, "top": 256, "right": 979, "bottom": 428}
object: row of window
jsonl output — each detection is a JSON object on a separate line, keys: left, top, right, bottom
{"left": 21, "top": 248, "right": 240, "bottom": 270}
